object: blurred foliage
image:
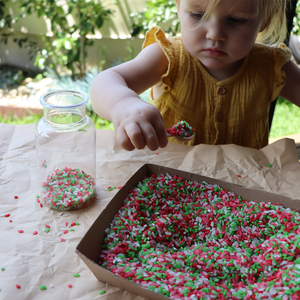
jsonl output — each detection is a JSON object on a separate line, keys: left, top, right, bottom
{"left": 269, "top": 97, "right": 300, "bottom": 138}
{"left": 0, "top": 112, "right": 42, "bottom": 124}
{"left": 130, "top": 0, "right": 180, "bottom": 37}
{"left": 0, "top": 0, "right": 38, "bottom": 53}
{"left": 88, "top": 110, "right": 114, "bottom": 130}
{"left": 0, "top": 69, "right": 22, "bottom": 89}
{"left": 0, "top": 64, "right": 39, "bottom": 89}
{"left": 292, "top": 0, "right": 300, "bottom": 35}
{"left": 0, "top": 110, "right": 113, "bottom": 130}
{"left": 20, "top": 0, "right": 113, "bottom": 78}
{"left": 1, "top": 0, "right": 113, "bottom": 78}
{"left": 44, "top": 66, "right": 100, "bottom": 112}
{"left": 0, "top": 0, "right": 15, "bottom": 29}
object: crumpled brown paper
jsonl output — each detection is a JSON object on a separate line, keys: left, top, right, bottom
{"left": 1, "top": 123, "right": 300, "bottom": 300}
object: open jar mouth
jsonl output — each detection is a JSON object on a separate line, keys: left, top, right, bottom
{"left": 40, "top": 90, "right": 88, "bottom": 109}
{"left": 40, "top": 90, "right": 89, "bottom": 126}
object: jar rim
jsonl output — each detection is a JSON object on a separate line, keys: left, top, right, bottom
{"left": 40, "top": 89, "right": 88, "bottom": 108}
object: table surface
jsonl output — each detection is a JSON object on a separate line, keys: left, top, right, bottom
{"left": 1, "top": 123, "right": 300, "bottom": 300}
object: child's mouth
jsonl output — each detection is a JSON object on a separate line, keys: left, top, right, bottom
{"left": 203, "top": 48, "right": 226, "bottom": 57}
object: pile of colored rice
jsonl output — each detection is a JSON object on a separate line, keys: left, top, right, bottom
{"left": 166, "top": 121, "right": 194, "bottom": 138}
{"left": 41, "top": 167, "right": 95, "bottom": 210}
{"left": 99, "top": 174, "right": 300, "bottom": 299}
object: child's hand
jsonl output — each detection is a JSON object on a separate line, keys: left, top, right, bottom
{"left": 112, "top": 97, "right": 168, "bottom": 151}
{"left": 90, "top": 42, "right": 169, "bottom": 151}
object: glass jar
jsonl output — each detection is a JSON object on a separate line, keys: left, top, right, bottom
{"left": 35, "top": 90, "right": 96, "bottom": 211}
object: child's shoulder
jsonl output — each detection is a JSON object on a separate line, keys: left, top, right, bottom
{"left": 251, "top": 43, "right": 291, "bottom": 58}
{"left": 249, "top": 43, "right": 292, "bottom": 73}
{"left": 251, "top": 43, "right": 275, "bottom": 55}
{"left": 143, "top": 26, "right": 182, "bottom": 49}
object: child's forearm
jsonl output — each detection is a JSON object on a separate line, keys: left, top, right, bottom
{"left": 89, "top": 43, "right": 168, "bottom": 151}
{"left": 90, "top": 69, "right": 142, "bottom": 121}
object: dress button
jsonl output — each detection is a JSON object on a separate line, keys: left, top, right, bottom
{"left": 217, "top": 87, "right": 226, "bottom": 95}
{"left": 216, "top": 112, "right": 224, "bottom": 122}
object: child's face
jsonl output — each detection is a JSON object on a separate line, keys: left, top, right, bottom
{"left": 176, "top": 0, "right": 265, "bottom": 77}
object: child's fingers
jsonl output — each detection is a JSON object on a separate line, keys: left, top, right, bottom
{"left": 152, "top": 117, "right": 168, "bottom": 149}
{"left": 116, "top": 128, "right": 136, "bottom": 151}
{"left": 139, "top": 123, "right": 160, "bottom": 151}
{"left": 113, "top": 102, "right": 167, "bottom": 151}
{"left": 124, "top": 123, "right": 147, "bottom": 150}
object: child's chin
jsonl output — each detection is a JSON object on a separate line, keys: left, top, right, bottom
{"left": 198, "top": 58, "right": 227, "bottom": 70}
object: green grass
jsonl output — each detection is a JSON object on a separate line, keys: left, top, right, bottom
{"left": 88, "top": 111, "right": 114, "bottom": 130}
{"left": 0, "top": 113, "right": 41, "bottom": 125}
{"left": 1, "top": 97, "right": 299, "bottom": 138}
{"left": 0, "top": 111, "right": 114, "bottom": 130}
{"left": 269, "top": 98, "right": 300, "bottom": 138}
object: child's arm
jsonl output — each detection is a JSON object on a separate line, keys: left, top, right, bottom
{"left": 280, "top": 61, "right": 300, "bottom": 107}
{"left": 90, "top": 43, "right": 169, "bottom": 151}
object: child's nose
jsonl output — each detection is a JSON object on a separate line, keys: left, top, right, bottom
{"left": 205, "top": 19, "right": 226, "bottom": 41}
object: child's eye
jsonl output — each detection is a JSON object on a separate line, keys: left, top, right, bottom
{"left": 228, "top": 17, "right": 247, "bottom": 24}
{"left": 191, "top": 12, "right": 204, "bottom": 20}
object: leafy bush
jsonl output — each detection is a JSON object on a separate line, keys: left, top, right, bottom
{"left": 21, "top": 0, "right": 113, "bottom": 78}
{"left": 130, "top": 0, "right": 180, "bottom": 37}
{"left": 292, "top": 0, "right": 300, "bottom": 35}
{"left": 1, "top": 0, "right": 113, "bottom": 78}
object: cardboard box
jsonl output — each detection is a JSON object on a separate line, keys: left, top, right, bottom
{"left": 76, "top": 163, "right": 300, "bottom": 300}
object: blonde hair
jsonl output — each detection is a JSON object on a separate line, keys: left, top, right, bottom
{"left": 257, "top": 0, "right": 289, "bottom": 45}
{"left": 178, "top": 0, "right": 289, "bottom": 45}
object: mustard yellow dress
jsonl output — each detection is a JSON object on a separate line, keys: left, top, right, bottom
{"left": 142, "top": 26, "right": 292, "bottom": 149}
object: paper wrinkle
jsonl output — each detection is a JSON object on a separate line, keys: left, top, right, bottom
{"left": 0, "top": 175, "right": 15, "bottom": 185}
{"left": 1, "top": 124, "right": 300, "bottom": 300}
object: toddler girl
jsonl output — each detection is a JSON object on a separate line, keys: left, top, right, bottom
{"left": 90, "top": 0, "right": 300, "bottom": 151}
